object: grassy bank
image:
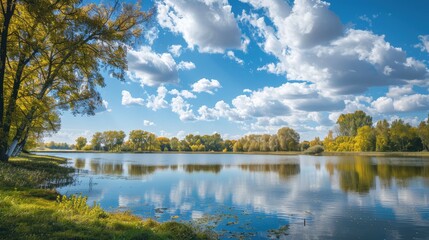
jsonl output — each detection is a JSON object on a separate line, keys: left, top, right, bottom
{"left": 0, "top": 154, "right": 212, "bottom": 240}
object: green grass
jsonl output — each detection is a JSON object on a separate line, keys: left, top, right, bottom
{"left": 0, "top": 154, "right": 214, "bottom": 240}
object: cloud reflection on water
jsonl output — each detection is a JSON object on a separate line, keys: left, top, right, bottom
{"left": 63, "top": 154, "right": 429, "bottom": 239}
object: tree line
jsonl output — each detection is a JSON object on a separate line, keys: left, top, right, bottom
{"left": 0, "top": 0, "right": 152, "bottom": 162}
{"left": 59, "top": 127, "right": 301, "bottom": 153}
{"left": 57, "top": 111, "right": 429, "bottom": 153}
{"left": 320, "top": 110, "right": 429, "bottom": 152}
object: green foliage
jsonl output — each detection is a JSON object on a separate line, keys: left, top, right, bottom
{"left": 170, "top": 137, "right": 180, "bottom": 151}
{"left": 75, "top": 136, "right": 87, "bottom": 150}
{"left": 375, "top": 120, "right": 390, "bottom": 152}
{"left": 354, "top": 126, "right": 375, "bottom": 152}
{"left": 277, "top": 127, "right": 300, "bottom": 151}
{"left": 158, "top": 137, "right": 171, "bottom": 151}
{"left": 90, "top": 132, "right": 103, "bottom": 151}
{"left": 300, "top": 141, "right": 310, "bottom": 151}
{"left": 310, "top": 137, "right": 323, "bottom": 147}
{"left": 390, "top": 120, "right": 422, "bottom": 152}
{"left": 57, "top": 194, "right": 107, "bottom": 218}
{"left": 102, "top": 130, "right": 126, "bottom": 152}
{"left": 418, "top": 117, "right": 429, "bottom": 151}
{"left": 324, "top": 111, "right": 425, "bottom": 152}
{"left": 304, "top": 145, "right": 324, "bottom": 155}
{"left": 337, "top": 110, "right": 372, "bottom": 137}
{"left": 44, "top": 141, "right": 71, "bottom": 150}
{"left": 66, "top": 127, "right": 304, "bottom": 153}
{"left": 0, "top": 0, "right": 153, "bottom": 161}
{"left": 155, "top": 222, "right": 198, "bottom": 240}
{"left": 233, "top": 141, "right": 243, "bottom": 152}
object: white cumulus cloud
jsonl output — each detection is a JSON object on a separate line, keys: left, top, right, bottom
{"left": 143, "top": 120, "right": 155, "bottom": 126}
{"left": 197, "top": 82, "right": 343, "bottom": 122}
{"left": 157, "top": 0, "right": 243, "bottom": 53}
{"left": 191, "top": 78, "right": 222, "bottom": 94}
{"left": 127, "top": 46, "right": 194, "bottom": 87}
{"left": 146, "top": 86, "right": 169, "bottom": 111}
{"left": 171, "top": 96, "right": 197, "bottom": 121}
{"left": 226, "top": 51, "right": 244, "bottom": 65}
{"left": 177, "top": 61, "right": 196, "bottom": 70}
{"left": 241, "top": 0, "right": 429, "bottom": 95}
{"left": 144, "top": 26, "right": 159, "bottom": 45}
{"left": 169, "top": 89, "right": 197, "bottom": 99}
{"left": 121, "top": 90, "right": 144, "bottom": 106}
{"left": 168, "top": 44, "right": 183, "bottom": 57}
{"left": 416, "top": 35, "right": 429, "bottom": 53}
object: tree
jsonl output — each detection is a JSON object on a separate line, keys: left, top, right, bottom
{"left": 268, "top": 135, "right": 279, "bottom": 151}
{"left": 102, "top": 130, "right": 126, "bottom": 152}
{"left": 390, "top": 120, "right": 422, "bottom": 151}
{"left": 300, "top": 141, "right": 310, "bottom": 151}
{"left": 418, "top": 117, "right": 429, "bottom": 151}
{"left": 129, "top": 130, "right": 148, "bottom": 151}
{"left": 157, "top": 137, "right": 170, "bottom": 151}
{"left": 90, "top": 132, "right": 103, "bottom": 151}
{"left": 354, "top": 126, "right": 375, "bottom": 152}
{"left": 277, "top": 127, "right": 300, "bottom": 151}
{"left": 75, "top": 137, "right": 87, "bottom": 150}
{"left": 179, "top": 140, "right": 191, "bottom": 151}
{"left": 233, "top": 141, "right": 243, "bottom": 152}
{"left": 170, "top": 137, "right": 179, "bottom": 151}
{"left": 201, "top": 133, "right": 223, "bottom": 151}
{"left": 223, "top": 140, "right": 234, "bottom": 152}
{"left": 146, "top": 133, "right": 159, "bottom": 151}
{"left": 337, "top": 110, "right": 372, "bottom": 137}
{"left": 310, "top": 137, "right": 322, "bottom": 147}
{"left": 0, "top": 1, "right": 152, "bottom": 161}
{"left": 323, "top": 130, "right": 335, "bottom": 152}
{"left": 334, "top": 136, "right": 355, "bottom": 152}
{"left": 375, "top": 120, "right": 390, "bottom": 152}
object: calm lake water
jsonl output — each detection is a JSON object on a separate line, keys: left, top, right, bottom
{"left": 48, "top": 152, "right": 429, "bottom": 239}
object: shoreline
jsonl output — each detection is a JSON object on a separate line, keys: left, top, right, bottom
{"left": 0, "top": 153, "right": 213, "bottom": 239}
{"left": 32, "top": 150, "right": 429, "bottom": 157}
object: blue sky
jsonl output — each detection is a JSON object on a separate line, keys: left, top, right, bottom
{"left": 46, "top": 0, "right": 429, "bottom": 144}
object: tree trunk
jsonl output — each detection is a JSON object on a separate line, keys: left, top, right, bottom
{"left": 11, "top": 138, "right": 25, "bottom": 157}
{"left": 0, "top": 0, "right": 16, "bottom": 162}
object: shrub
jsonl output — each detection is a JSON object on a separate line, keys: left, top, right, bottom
{"left": 304, "top": 145, "right": 324, "bottom": 155}
{"left": 155, "top": 222, "right": 197, "bottom": 240}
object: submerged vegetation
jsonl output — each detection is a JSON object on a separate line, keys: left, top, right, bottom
{"left": 0, "top": 154, "right": 213, "bottom": 239}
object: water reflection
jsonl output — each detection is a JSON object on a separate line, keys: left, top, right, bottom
{"left": 74, "top": 158, "right": 86, "bottom": 169}
{"left": 54, "top": 153, "right": 429, "bottom": 239}
{"left": 183, "top": 164, "right": 223, "bottom": 174}
{"left": 128, "top": 165, "right": 171, "bottom": 176}
{"left": 239, "top": 164, "right": 300, "bottom": 179}
{"left": 333, "top": 156, "right": 429, "bottom": 193}
{"left": 72, "top": 156, "right": 429, "bottom": 192}
{"left": 77, "top": 160, "right": 301, "bottom": 179}
{"left": 90, "top": 160, "right": 123, "bottom": 175}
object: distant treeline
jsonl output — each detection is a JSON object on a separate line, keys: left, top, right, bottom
{"left": 67, "top": 127, "right": 301, "bottom": 153}
{"left": 42, "top": 111, "right": 429, "bottom": 153}
{"left": 43, "top": 141, "right": 72, "bottom": 150}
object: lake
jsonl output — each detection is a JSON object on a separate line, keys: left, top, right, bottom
{"left": 48, "top": 152, "right": 429, "bottom": 239}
